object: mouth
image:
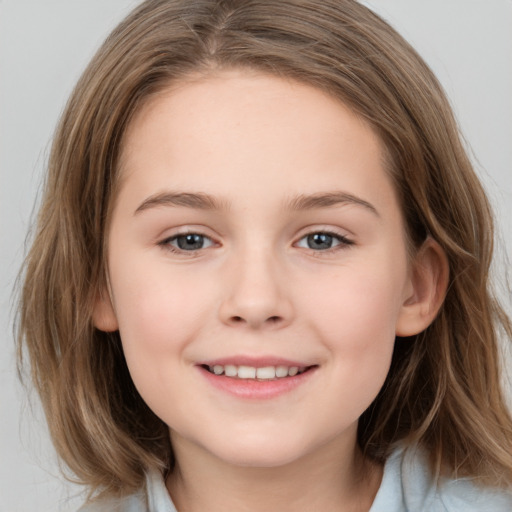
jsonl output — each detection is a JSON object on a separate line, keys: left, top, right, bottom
{"left": 196, "top": 357, "right": 319, "bottom": 399}
{"left": 200, "top": 363, "right": 314, "bottom": 380}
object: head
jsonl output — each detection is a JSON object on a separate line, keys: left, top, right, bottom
{"left": 18, "top": 0, "right": 512, "bottom": 497}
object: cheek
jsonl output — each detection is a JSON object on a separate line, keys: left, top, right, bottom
{"left": 305, "top": 264, "right": 405, "bottom": 345}
{"left": 109, "top": 263, "right": 216, "bottom": 416}
{"left": 299, "top": 258, "right": 407, "bottom": 398}
{"left": 110, "top": 259, "right": 214, "bottom": 361}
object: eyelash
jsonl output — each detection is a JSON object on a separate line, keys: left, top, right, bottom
{"left": 158, "top": 231, "right": 216, "bottom": 257}
{"left": 295, "top": 231, "right": 354, "bottom": 254}
{"left": 158, "top": 229, "right": 354, "bottom": 256}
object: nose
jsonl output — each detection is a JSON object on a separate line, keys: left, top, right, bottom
{"left": 218, "top": 249, "right": 294, "bottom": 330}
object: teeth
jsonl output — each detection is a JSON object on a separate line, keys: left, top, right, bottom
{"left": 256, "top": 366, "right": 276, "bottom": 379}
{"left": 224, "top": 364, "right": 237, "bottom": 377}
{"left": 207, "top": 364, "right": 308, "bottom": 380}
{"left": 275, "top": 366, "right": 288, "bottom": 378}
{"left": 238, "top": 365, "right": 256, "bottom": 379}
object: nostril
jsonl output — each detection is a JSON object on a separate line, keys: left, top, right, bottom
{"left": 229, "top": 315, "right": 281, "bottom": 325}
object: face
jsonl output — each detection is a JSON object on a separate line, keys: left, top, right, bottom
{"left": 97, "top": 70, "right": 417, "bottom": 468}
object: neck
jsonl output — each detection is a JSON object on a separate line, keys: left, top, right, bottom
{"left": 166, "top": 432, "right": 382, "bottom": 512}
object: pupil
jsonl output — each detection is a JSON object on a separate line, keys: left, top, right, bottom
{"left": 177, "top": 234, "right": 203, "bottom": 250}
{"left": 308, "top": 233, "right": 333, "bottom": 250}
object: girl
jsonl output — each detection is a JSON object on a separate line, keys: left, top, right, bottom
{"left": 17, "top": 0, "right": 512, "bottom": 510}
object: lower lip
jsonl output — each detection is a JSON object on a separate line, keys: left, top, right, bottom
{"left": 198, "top": 366, "right": 317, "bottom": 400}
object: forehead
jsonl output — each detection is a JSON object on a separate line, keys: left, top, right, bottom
{"left": 117, "top": 70, "right": 395, "bottom": 214}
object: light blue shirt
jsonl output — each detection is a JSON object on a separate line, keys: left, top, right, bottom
{"left": 80, "top": 446, "right": 512, "bottom": 511}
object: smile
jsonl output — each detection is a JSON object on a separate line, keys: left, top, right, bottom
{"left": 203, "top": 364, "right": 309, "bottom": 380}
{"left": 197, "top": 360, "right": 318, "bottom": 399}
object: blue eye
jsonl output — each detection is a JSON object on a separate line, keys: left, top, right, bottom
{"left": 163, "top": 233, "right": 214, "bottom": 251}
{"left": 296, "top": 232, "right": 352, "bottom": 251}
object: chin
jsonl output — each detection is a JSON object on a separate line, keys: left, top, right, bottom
{"left": 205, "top": 430, "right": 318, "bottom": 469}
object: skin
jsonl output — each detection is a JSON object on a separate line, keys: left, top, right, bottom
{"left": 94, "top": 69, "right": 447, "bottom": 511}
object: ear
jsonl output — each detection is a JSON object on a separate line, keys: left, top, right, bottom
{"left": 92, "top": 287, "right": 119, "bottom": 332}
{"left": 395, "top": 238, "right": 449, "bottom": 337}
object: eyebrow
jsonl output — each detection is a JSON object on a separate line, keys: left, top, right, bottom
{"left": 286, "top": 191, "right": 379, "bottom": 216}
{"left": 135, "top": 191, "right": 229, "bottom": 214}
{"left": 134, "top": 190, "right": 379, "bottom": 217}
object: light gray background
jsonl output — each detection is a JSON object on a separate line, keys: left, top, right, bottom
{"left": 1, "top": 1, "right": 511, "bottom": 511}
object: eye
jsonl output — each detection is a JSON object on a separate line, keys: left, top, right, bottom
{"left": 296, "top": 231, "right": 353, "bottom": 251}
{"left": 161, "top": 232, "right": 215, "bottom": 252}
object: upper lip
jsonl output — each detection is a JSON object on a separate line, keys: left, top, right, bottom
{"left": 197, "top": 356, "right": 315, "bottom": 368}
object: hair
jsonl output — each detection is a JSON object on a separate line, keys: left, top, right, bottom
{"left": 17, "top": 0, "right": 512, "bottom": 500}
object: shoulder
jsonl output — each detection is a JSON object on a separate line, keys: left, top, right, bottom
{"left": 438, "top": 476, "right": 512, "bottom": 512}
{"left": 370, "top": 445, "right": 512, "bottom": 512}
{"left": 78, "top": 469, "right": 177, "bottom": 512}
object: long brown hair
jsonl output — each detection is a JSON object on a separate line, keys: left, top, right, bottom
{"left": 17, "top": 0, "right": 512, "bottom": 499}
